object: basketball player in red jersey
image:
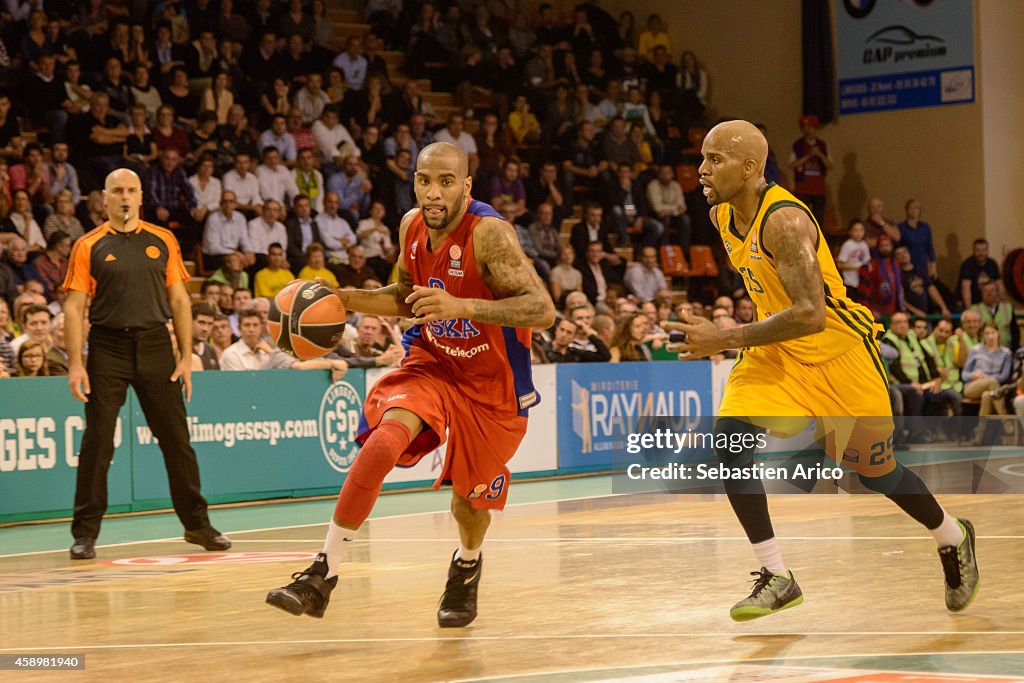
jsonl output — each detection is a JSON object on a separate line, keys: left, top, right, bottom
{"left": 266, "top": 143, "right": 556, "bottom": 626}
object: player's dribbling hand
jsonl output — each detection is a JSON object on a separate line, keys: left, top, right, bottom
{"left": 315, "top": 277, "right": 344, "bottom": 301}
{"left": 663, "top": 312, "right": 726, "bottom": 359}
{"left": 68, "top": 364, "right": 90, "bottom": 402}
{"left": 405, "top": 285, "right": 467, "bottom": 323}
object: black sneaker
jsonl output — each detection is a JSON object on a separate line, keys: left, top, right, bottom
{"left": 265, "top": 553, "right": 338, "bottom": 618}
{"left": 437, "top": 553, "right": 482, "bottom": 628}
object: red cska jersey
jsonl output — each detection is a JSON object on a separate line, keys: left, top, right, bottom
{"left": 400, "top": 199, "right": 539, "bottom": 415}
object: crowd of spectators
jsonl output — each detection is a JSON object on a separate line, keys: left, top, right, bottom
{"left": 0, "top": 1, "right": 1019, "bottom": 436}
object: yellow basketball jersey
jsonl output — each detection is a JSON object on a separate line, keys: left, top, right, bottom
{"left": 716, "top": 184, "right": 882, "bottom": 363}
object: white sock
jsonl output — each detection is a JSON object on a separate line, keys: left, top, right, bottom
{"left": 751, "top": 537, "right": 786, "bottom": 575}
{"left": 930, "top": 512, "right": 965, "bottom": 548}
{"left": 457, "top": 545, "right": 481, "bottom": 563}
{"left": 322, "top": 520, "right": 355, "bottom": 579}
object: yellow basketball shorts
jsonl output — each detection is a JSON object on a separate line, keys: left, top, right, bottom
{"left": 717, "top": 342, "right": 896, "bottom": 477}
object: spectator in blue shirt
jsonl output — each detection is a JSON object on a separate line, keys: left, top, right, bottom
{"left": 258, "top": 114, "right": 297, "bottom": 163}
{"left": 897, "top": 198, "right": 937, "bottom": 278}
{"left": 963, "top": 323, "right": 1012, "bottom": 417}
{"left": 144, "top": 147, "right": 201, "bottom": 250}
{"left": 326, "top": 155, "right": 371, "bottom": 223}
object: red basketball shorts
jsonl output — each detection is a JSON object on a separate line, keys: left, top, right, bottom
{"left": 359, "top": 365, "right": 528, "bottom": 509}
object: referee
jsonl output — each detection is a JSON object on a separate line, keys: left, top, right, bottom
{"left": 62, "top": 168, "right": 230, "bottom": 560}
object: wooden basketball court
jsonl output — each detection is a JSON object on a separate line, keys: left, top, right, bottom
{"left": 1, "top": 478, "right": 1022, "bottom": 682}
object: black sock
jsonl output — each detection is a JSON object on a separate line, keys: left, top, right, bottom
{"left": 884, "top": 468, "right": 945, "bottom": 530}
{"left": 725, "top": 484, "right": 775, "bottom": 544}
{"left": 716, "top": 418, "right": 775, "bottom": 544}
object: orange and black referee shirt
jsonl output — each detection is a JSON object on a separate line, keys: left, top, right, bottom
{"left": 62, "top": 221, "right": 189, "bottom": 330}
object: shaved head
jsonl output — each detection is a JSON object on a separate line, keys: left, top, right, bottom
{"left": 104, "top": 167, "right": 144, "bottom": 230}
{"left": 417, "top": 142, "right": 468, "bottom": 178}
{"left": 105, "top": 168, "right": 141, "bottom": 191}
{"left": 705, "top": 120, "right": 768, "bottom": 172}
{"left": 698, "top": 119, "right": 770, "bottom": 206}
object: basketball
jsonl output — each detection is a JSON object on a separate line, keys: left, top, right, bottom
{"left": 268, "top": 280, "right": 347, "bottom": 360}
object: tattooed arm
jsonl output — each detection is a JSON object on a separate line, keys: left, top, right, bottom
{"left": 405, "top": 217, "right": 556, "bottom": 328}
{"left": 665, "top": 207, "right": 825, "bottom": 357}
{"left": 472, "top": 218, "right": 557, "bottom": 327}
{"left": 332, "top": 210, "right": 416, "bottom": 317}
{"left": 725, "top": 207, "right": 826, "bottom": 347}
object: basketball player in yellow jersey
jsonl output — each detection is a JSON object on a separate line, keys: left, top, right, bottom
{"left": 665, "top": 120, "right": 979, "bottom": 620}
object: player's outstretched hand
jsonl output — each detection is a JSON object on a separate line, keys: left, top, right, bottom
{"left": 663, "top": 311, "right": 726, "bottom": 359}
{"left": 314, "top": 277, "right": 339, "bottom": 294}
{"left": 405, "top": 285, "right": 467, "bottom": 323}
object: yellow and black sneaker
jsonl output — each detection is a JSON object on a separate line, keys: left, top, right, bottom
{"left": 939, "top": 518, "right": 980, "bottom": 612}
{"left": 729, "top": 567, "right": 804, "bottom": 622}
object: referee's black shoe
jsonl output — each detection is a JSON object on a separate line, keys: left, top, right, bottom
{"left": 184, "top": 527, "right": 232, "bottom": 551}
{"left": 69, "top": 537, "right": 96, "bottom": 560}
{"left": 437, "top": 552, "right": 482, "bottom": 628}
{"left": 265, "top": 553, "right": 338, "bottom": 618}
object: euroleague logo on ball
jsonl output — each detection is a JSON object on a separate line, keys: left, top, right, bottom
{"left": 318, "top": 380, "right": 364, "bottom": 472}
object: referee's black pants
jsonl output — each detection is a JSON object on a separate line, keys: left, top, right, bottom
{"left": 72, "top": 325, "right": 211, "bottom": 540}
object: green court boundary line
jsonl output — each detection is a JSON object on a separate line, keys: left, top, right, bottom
{"left": 0, "top": 475, "right": 624, "bottom": 557}
{"left": 0, "top": 469, "right": 595, "bottom": 527}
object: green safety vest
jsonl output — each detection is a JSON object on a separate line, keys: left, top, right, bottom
{"left": 971, "top": 302, "right": 1013, "bottom": 347}
{"left": 882, "top": 330, "right": 930, "bottom": 383}
{"left": 960, "top": 331, "right": 980, "bottom": 355}
{"left": 921, "top": 334, "right": 962, "bottom": 392}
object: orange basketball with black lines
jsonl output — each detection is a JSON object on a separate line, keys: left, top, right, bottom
{"left": 268, "top": 280, "right": 347, "bottom": 360}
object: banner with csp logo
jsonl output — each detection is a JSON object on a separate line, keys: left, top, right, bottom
{"left": 0, "top": 377, "right": 133, "bottom": 521}
{"left": 836, "top": 0, "right": 974, "bottom": 114}
{"left": 131, "top": 370, "right": 366, "bottom": 505}
{"left": 556, "top": 362, "right": 712, "bottom": 470}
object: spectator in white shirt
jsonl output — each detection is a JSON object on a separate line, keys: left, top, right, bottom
{"left": 356, "top": 200, "right": 395, "bottom": 282}
{"left": 256, "top": 147, "right": 299, "bottom": 207}
{"left": 220, "top": 309, "right": 348, "bottom": 379}
{"left": 247, "top": 199, "right": 287, "bottom": 268}
{"left": 432, "top": 113, "right": 479, "bottom": 176}
{"left": 294, "top": 72, "right": 331, "bottom": 126}
{"left": 311, "top": 106, "right": 359, "bottom": 171}
{"left": 624, "top": 247, "right": 669, "bottom": 303}
{"left": 317, "top": 191, "right": 357, "bottom": 260}
{"left": 188, "top": 154, "right": 222, "bottom": 214}
{"left": 222, "top": 152, "right": 263, "bottom": 214}
{"left": 836, "top": 219, "right": 871, "bottom": 298}
{"left": 203, "top": 191, "right": 255, "bottom": 270}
